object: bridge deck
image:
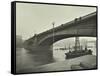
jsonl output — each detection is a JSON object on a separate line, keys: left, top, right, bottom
{"left": 38, "top": 12, "right": 96, "bottom": 37}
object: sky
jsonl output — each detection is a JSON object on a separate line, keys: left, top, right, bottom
{"left": 16, "top": 3, "right": 96, "bottom": 40}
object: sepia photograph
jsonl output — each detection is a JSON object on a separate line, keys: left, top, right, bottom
{"left": 12, "top": 1, "right": 97, "bottom": 74}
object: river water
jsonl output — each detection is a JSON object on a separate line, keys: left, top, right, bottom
{"left": 16, "top": 46, "right": 96, "bottom": 73}
{"left": 16, "top": 48, "right": 53, "bottom": 73}
{"left": 16, "top": 48, "right": 67, "bottom": 72}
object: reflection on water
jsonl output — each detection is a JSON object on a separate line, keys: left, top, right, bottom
{"left": 53, "top": 50, "right": 66, "bottom": 62}
{"left": 16, "top": 46, "right": 96, "bottom": 73}
{"left": 16, "top": 48, "right": 52, "bottom": 72}
{"left": 16, "top": 48, "right": 65, "bottom": 73}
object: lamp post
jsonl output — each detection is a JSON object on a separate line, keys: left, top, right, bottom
{"left": 52, "top": 22, "right": 55, "bottom": 50}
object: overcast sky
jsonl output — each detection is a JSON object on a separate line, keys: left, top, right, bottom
{"left": 16, "top": 3, "right": 96, "bottom": 40}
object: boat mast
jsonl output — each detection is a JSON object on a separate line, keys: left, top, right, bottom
{"left": 75, "top": 30, "right": 80, "bottom": 51}
{"left": 68, "top": 44, "right": 71, "bottom": 52}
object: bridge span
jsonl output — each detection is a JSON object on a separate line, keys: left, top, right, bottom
{"left": 24, "top": 12, "right": 97, "bottom": 64}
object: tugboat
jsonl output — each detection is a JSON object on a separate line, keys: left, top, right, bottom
{"left": 65, "top": 36, "right": 92, "bottom": 59}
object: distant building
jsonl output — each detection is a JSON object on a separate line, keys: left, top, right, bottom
{"left": 16, "top": 35, "right": 23, "bottom": 48}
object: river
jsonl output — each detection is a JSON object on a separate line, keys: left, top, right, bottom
{"left": 16, "top": 46, "right": 96, "bottom": 73}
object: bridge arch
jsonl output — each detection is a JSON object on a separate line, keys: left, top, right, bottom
{"left": 39, "top": 30, "right": 96, "bottom": 46}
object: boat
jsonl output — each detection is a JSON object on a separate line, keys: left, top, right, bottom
{"left": 65, "top": 37, "right": 92, "bottom": 59}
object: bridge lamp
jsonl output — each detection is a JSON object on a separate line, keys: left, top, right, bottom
{"left": 52, "top": 22, "right": 55, "bottom": 28}
{"left": 52, "top": 22, "right": 55, "bottom": 37}
{"left": 52, "top": 22, "right": 55, "bottom": 50}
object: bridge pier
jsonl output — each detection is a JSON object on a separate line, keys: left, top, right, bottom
{"left": 34, "top": 49, "right": 54, "bottom": 64}
{"left": 25, "top": 45, "right": 54, "bottom": 65}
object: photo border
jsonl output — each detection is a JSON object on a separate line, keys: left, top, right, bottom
{"left": 11, "top": 1, "right": 98, "bottom": 75}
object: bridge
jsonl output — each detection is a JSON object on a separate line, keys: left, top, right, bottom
{"left": 24, "top": 12, "right": 97, "bottom": 64}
